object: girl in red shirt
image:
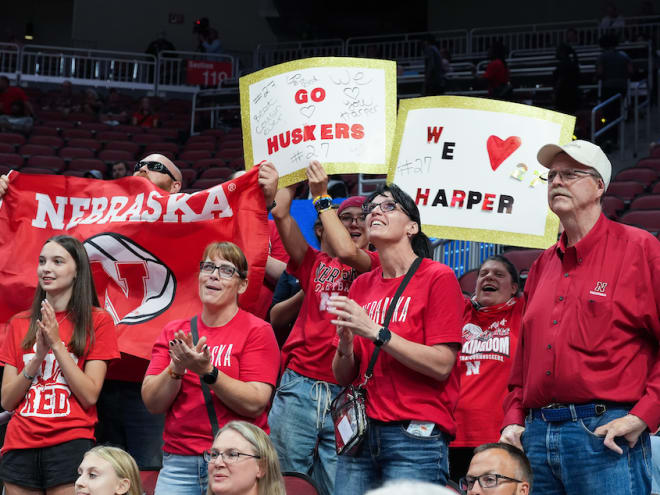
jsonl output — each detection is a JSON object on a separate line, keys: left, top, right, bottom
{"left": 0, "top": 235, "right": 119, "bottom": 494}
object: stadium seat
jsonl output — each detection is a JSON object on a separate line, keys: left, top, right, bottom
{"left": 173, "top": 160, "right": 191, "bottom": 170}
{"left": 635, "top": 158, "right": 660, "bottom": 173}
{"left": 201, "top": 129, "right": 226, "bottom": 138}
{"left": 67, "top": 138, "right": 102, "bottom": 152}
{"left": 28, "top": 135, "right": 63, "bottom": 149}
{"left": 0, "top": 164, "right": 10, "bottom": 176}
{"left": 605, "top": 181, "right": 645, "bottom": 202}
{"left": 216, "top": 148, "right": 243, "bottom": 161}
{"left": 179, "top": 150, "right": 213, "bottom": 162}
{"left": 62, "top": 128, "right": 94, "bottom": 140}
{"left": 20, "top": 167, "right": 57, "bottom": 175}
{"left": 0, "top": 133, "right": 26, "bottom": 147}
{"left": 37, "top": 110, "right": 65, "bottom": 121}
{"left": 138, "top": 150, "right": 174, "bottom": 161}
{"left": 67, "top": 112, "right": 96, "bottom": 123}
{"left": 0, "top": 153, "right": 24, "bottom": 168}
{"left": 282, "top": 472, "right": 320, "bottom": 495}
{"left": 653, "top": 183, "right": 660, "bottom": 194}
{"left": 180, "top": 169, "right": 197, "bottom": 188}
{"left": 629, "top": 194, "right": 660, "bottom": 211}
{"left": 162, "top": 119, "right": 188, "bottom": 129}
{"left": 183, "top": 142, "right": 216, "bottom": 152}
{"left": 31, "top": 125, "right": 60, "bottom": 137}
{"left": 115, "top": 124, "right": 144, "bottom": 134}
{"left": 98, "top": 131, "right": 130, "bottom": 142}
{"left": 105, "top": 141, "right": 139, "bottom": 155}
{"left": 0, "top": 143, "right": 15, "bottom": 154}
{"left": 133, "top": 134, "right": 164, "bottom": 145}
{"left": 80, "top": 122, "right": 110, "bottom": 132}
{"left": 502, "top": 248, "right": 543, "bottom": 282}
{"left": 68, "top": 158, "right": 106, "bottom": 172}
{"left": 187, "top": 135, "right": 216, "bottom": 145}
{"left": 19, "top": 144, "right": 56, "bottom": 157}
{"left": 44, "top": 120, "right": 76, "bottom": 129}
{"left": 602, "top": 196, "right": 625, "bottom": 219}
{"left": 458, "top": 269, "right": 478, "bottom": 296}
{"left": 192, "top": 158, "right": 227, "bottom": 170}
{"left": 618, "top": 210, "right": 660, "bottom": 233}
{"left": 98, "top": 149, "right": 134, "bottom": 163}
{"left": 199, "top": 167, "right": 234, "bottom": 180}
{"left": 613, "top": 168, "right": 658, "bottom": 188}
{"left": 145, "top": 128, "right": 178, "bottom": 140}
{"left": 227, "top": 158, "right": 245, "bottom": 170}
{"left": 191, "top": 178, "right": 224, "bottom": 189}
{"left": 144, "top": 142, "right": 179, "bottom": 155}
{"left": 26, "top": 156, "right": 65, "bottom": 172}
{"left": 59, "top": 147, "right": 95, "bottom": 160}
{"left": 61, "top": 169, "right": 89, "bottom": 177}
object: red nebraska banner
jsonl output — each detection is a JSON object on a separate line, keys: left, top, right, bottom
{"left": 0, "top": 168, "right": 269, "bottom": 359}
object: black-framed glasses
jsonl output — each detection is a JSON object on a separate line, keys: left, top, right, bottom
{"left": 540, "top": 169, "right": 598, "bottom": 183}
{"left": 199, "top": 261, "right": 242, "bottom": 279}
{"left": 363, "top": 199, "right": 399, "bottom": 215}
{"left": 339, "top": 213, "right": 366, "bottom": 225}
{"left": 134, "top": 161, "right": 177, "bottom": 181}
{"left": 203, "top": 448, "right": 261, "bottom": 464}
{"left": 459, "top": 473, "right": 522, "bottom": 491}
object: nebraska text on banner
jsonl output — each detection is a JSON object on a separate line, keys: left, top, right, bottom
{"left": 0, "top": 168, "right": 269, "bottom": 359}
{"left": 240, "top": 57, "right": 397, "bottom": 186}
{"left": 389, "top": 96, "right": 576, "bottom": 248}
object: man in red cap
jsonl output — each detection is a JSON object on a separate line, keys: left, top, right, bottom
{"left": 259, "top": 160, "right": 379, "bottom": 495}
{"left": 500, "top": 140, "right": 660, "bottom": 494}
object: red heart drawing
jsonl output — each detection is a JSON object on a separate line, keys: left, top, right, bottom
{"left": 487, "top": 135, "right": 522, "bottom": 171}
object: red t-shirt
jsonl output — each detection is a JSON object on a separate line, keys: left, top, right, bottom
{"left": 0, "top": 87, "right": 27, "bottom": 115}
{"left": 348, "top": 258, "right": 463, "bottom": 436}
{"left": 282, "top": 246, "right": 380, "bottom": 383}
{"left": 452, "top": 296, "right": 523, "bottom": 447}
{"left": 503, "top": 215, "right": 660, "bottom": 431}
{"left": 0, "top": 309, "right": 119, "bottom": 452}
{"left": 483, "top": 59, "right": 509, "bottom": 95}
{"left": 145, "top": 310, "right": 280, "bottom": 455}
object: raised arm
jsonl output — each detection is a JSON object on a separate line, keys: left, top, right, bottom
{"left": 307, "top": 161, "right": 372, "bottom": 273}
{"left": 0, "top": 174, "right": 8, "bottom": 200}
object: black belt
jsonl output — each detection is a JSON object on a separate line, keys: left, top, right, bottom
{"left": 529, "top": 402, "right": 632, "bottom": 422}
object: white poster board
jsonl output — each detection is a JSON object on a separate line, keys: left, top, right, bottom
{"left": 240, "top": 57, "right": 396, "bottom": 186}
{"left": 389, "top": 96, "right": 576, "bottom": 249}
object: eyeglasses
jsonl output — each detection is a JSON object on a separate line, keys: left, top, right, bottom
{"left": 363, "top": 200, "right": 400, "bottom": 215}
{"left": 540, "top": 169, "right": 598, "bottom": 183}
{"left": 339, "top": 213, "right": 366, "bottom": 225}
{"left": 134, "top": 161, "right": 177, "bottom": 181}
{"left": 459, "top": 473, "right": 522, "bottom": 491}
{"left": 203, "top": 449, "right": 261, "bottom": 464}
{"left": 200, "top": 261, "right": 242, "bottom": 279}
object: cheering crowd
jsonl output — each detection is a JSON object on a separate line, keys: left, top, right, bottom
{"left": 0, "top": 136, "right": 658, "bottom": 495}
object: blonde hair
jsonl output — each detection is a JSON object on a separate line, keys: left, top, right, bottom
{"left": 207, "top": 421, "right": 285, "bottom": 495}
{"left": 84, "top": 446, "right": 143, "bottom": 495}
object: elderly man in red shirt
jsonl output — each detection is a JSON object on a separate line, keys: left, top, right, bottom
{"left": 500, "top": 140, "right": 660, "bottom": 494}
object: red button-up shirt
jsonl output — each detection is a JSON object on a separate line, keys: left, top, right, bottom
{"left": 503, "top": 215, "right": 660, "bottom": 431}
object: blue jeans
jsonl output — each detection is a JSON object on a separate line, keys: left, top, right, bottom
{"left": 154, "top": 452, "right": 208, "bottom": 495}
{"left": 651, "top": 434, "right": 660, "bottom": 494}
{"left": 268, "top": 369, "right": 342, "bottom": 495}
{"left": 96, "top": 380, "right": 165, "bottom": 470}
{"left": 523, "top": 405, "right": 651, "bottom": 494}
{"left": 335, "top": 422, "right": 450, "bottom": 495}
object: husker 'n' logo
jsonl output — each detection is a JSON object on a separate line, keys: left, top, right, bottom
{"left": 589, "top": 281, "right": 608, "bottom": 297}
{"left": 84, "top": 233, "right": 176, "bottom": 325}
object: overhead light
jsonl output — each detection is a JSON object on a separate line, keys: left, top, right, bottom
{"left": 24, "top": 22, "right": 34, "bottom": 41}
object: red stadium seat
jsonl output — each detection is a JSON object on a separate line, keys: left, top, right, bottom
{"left": 59, "top": 147, "right": 94, "bottom": 160}
{"left": 186, "top": 135, "right": 216, "bottom": 145}
{"left": 67, "top": 138, "right": 102, "bottom": 152}
{"left": 105, "top": 141, "right": 139, "bottom": 155}
{"left": 201, "top": 129, "right": 226, "bottom": 138}
{"left": 28, "top": 135, "right": 63, "bottom": 149}
{"left": 31, "top": 125, "right": 60, "bottom": 137}
{"left": 20, "top": 167, "right": 57, "bottom": 175}
{"left": 68, "top": 158, "right": 106, "bottom": 172}
{"left": 0, "top": 164, "right": 10, "bottom": 175}
{"left": 61, "top": 169, "right": 88, "bottom": 177}
{"left": 605, "top": 181, "right": 645, "bottom": 202}
{"left": 458, "top": 269, "right": 478, "bottom": 296}
{"left": 173, "top": 160, "right": 191, "bottom": 170}
{"left": 183, "top": 142, "right": 216, "bottom": 152}
{"left": 19, "top": 144, "right": 56, "bottom": 157}
{"left": 0, "top": 133, "right": 26, "bottom": 147}
{"left": 653, "top": 183, "right": 660, "bottom": 194}
{"left": 635, "top": 157, "right": 660, "bottom": 174}
{"left": 114, "top": 125, "right": 144, "bottom": 135}
{"left": 191, "top": 178, "right": 224, "bottom": 189}
{"left": 97, "top": 131, "right": 130, "bottom": 142}
{"left": 502, "top": 248, "right": 543, "bottom": 278}
{"left": 629, "top": 194, "right": 660, "bottom": 210}
{"left": 98, "top": 149, "right": 135, "bottom": 163}
{"left": 192, "top": 158, "right": 227, "bottom": 170}
{"left": 133, "top": 134, "right": 163, "bottom": 145}
{"left": 62, "top": 128, "right": 94, "bottom": 140}
{"left": 179, "top": 150, "right": 212, "bottom": 162}
{"left": 66, "top": 112, "right": 96, "bottom": 123}
{"left": 0, "top": 143, "right": 15, "bottom": 154}
{"left": 199, "top": 167, "right": 234, "bottom": 180}
{"left": 162, "top": 119, "right": 188, "bottom": 129}
{"left": 80, "top": 122, "right": 110, "bottom": 132}
{"left": 602, "top": 196, "right": 625, "bottom": 219}
{"left": 144, "top": 142, "right": 179, "bottom": 155}
{"left": 26, "top": 156, "right": 65, "bottom": 171}
{"left": 43, "top": 120, "right": 75, "bottom": 129}
{"left": 37, "top": 110, "right": 66, "bottom": 121}
{"left": 138, "top": 150, "right": 174, "bottom": 161}
{"left": 282, "top": 472, "right": 321, "bottom": 495}
{"left": 180, "top": 169, "right": 197, "bottom": 188}
{"left": 145, "top": 128, "right": 178, "bottom": 140}
{"left": 613, "top": 168, "right": 658, "bottom": 187}
{"left": 215, "top": 148, "right": 243, "bottom": 161}
{"left": 618, "top": 210, "right": 660, "bottom": 233}
{"left": 0, "top": 153, "right": 24, "bottom": 168}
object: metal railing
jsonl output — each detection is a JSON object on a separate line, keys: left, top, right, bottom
{"left": 345, "top": 30, "right": 469, "bottom": 61}
{"left": 631, "top": 80, "right": 651, "bottom": 157}
{"left": 0, "top": 43, "right": 20, "bottom": 75}
{"left": 432, "top": 239, "right": 502, "bottom": 278}
{"left": 190, "top": 87, "right": 240, "bottom": 135}
{"left": 254, "top": 39, "right": 344, "bottom": 70}
{"left": 591, "top": 93, "right": 625, "bottom": 158}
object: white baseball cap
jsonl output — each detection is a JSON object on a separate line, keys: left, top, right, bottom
{"left": 536, "top": 140, "right": 611, "bottom": 189}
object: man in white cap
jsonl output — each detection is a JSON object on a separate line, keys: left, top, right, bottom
{"left": 499, "top": 140, "right": 660, "bottom": 494}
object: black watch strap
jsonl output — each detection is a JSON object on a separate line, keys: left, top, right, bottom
{"left": 203, "top": 366, "right": 219, "bottom": 384}
{"left": 374, "top": 327, "right": 392, "bottom": 347}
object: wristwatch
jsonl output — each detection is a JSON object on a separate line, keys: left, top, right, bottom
{"left": 314, "top": 196, "right": 333, "bottom": 213}
{"left": 202, "top": 366, "right": 219, "bottom": 384}
{"left": 374, "top": 327, "right": 392, "bottom": 347}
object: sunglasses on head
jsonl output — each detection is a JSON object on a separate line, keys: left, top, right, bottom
{"left": 134, "top": 161, "right": 177, "bottom": 181}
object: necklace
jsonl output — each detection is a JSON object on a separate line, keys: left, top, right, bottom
{"left": 56, "top": 311, "right": 71, "bottom": 326}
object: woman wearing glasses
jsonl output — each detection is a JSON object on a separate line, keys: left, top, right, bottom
{"left": 141, "top": 242, "right": 280, "bottom": 495}
{"left": 205, "top": 421, "right": 285, "bottom": 495}
{"left": 329, "top": 184, "right": 464, "bottom": 492}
